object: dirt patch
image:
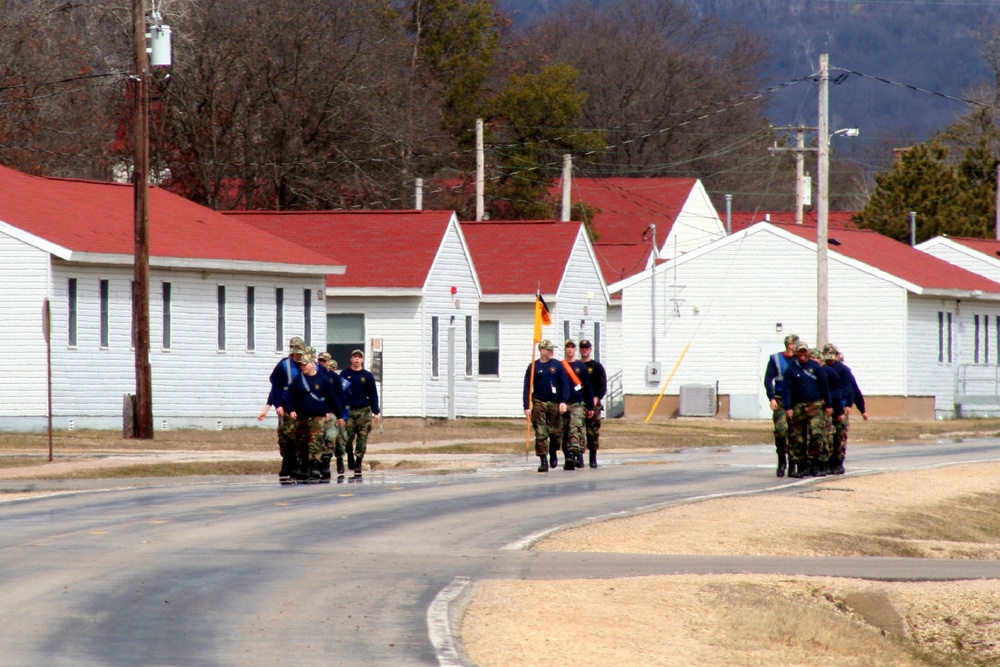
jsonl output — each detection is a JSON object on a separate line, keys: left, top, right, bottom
{"left": 462, "top": 463, "right": 1000, "bottom": 666}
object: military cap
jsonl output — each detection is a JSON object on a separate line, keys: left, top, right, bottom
{"left": 795, "top": 341, "right": 809, "bottom": 352}
{"left": 784, "top": 334, "right": 800, "bottom": 347}
{"left": 579, "top": 339, "right": 592, "bottom": 348}
{"left": 538, "top": 339, "right": 555, "bottom": 351}
{"left": 351, "top": 349, "right": 365, "bottom": 357}
{"left": 318, "top": 351, "right": 332, "bottom": 362}
{"left": 808, "top": 347, "right": 822, "bottom": 359}
{"left": 289, "top": 336, "right": 305, "bottom": 350}
{"left": 822, "top": 342, "right": 839, "bottom": 355}
{"left": 299, "top": 352, "right": 315, "bottom": 365}
{"left": 564, "top": 339, "right": 576, "bottom": 348}
{"left": 328, "top": 359, "right": 339, "bottom": 370}
{"left": 822, "top": 349, "right": 838, "bottom": 361}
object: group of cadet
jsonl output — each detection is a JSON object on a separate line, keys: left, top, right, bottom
{"left": 523, "top": 338, "right": 608, "bottom": 473}
{"left": 764, "top": 334, "right": 868, "bottom": 478}
{"left": 259, "top": 337, "right": 381, "bottom": 483}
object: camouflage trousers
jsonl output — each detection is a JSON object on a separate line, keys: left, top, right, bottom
{"left": 531, "top": 400, "right": 562, "bottom": 457}
{"left": 788, "top": 401, "right": 825, "bottom": 463}
{"left": 295, "top": 415, "right": 327, "bottom": 464}
{"left": 344, "top": 407, "right": 374, "bottom": 458}
{"left": 561, "top": 403, "right": 585, "bottom": 455}
{"left": 585, "top": 402, "right": 602, "bottom": 451}
{"left": 771, "top": 396, "right": 788, "bottom": 439}
{"left": 832, "top": 413, "right": 850, "bottom": 461}
{"left": 277, "top": 414, "right": 297, "bottom": 458}
{"left": 325, "top": 419, "right": 347, "bottom": 459}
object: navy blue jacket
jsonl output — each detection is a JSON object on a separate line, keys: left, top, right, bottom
{"left": 287, "top": 370, "right": 345, "bottom": 420}
{"left": 584, "top": 359, "right": 607, "bottom": 404}
{"left": 563, "top": 358, "right": 593, "bottom": 407}
{"left": 763, "top": 352, "right": 795, "bottom": 401}
{"left": 782, "top": 358, "right": 831, "bottom": 408}
{"left": 340, "top": 367, "right": 380, "bottom": 414}
{"left": 524, "top": 358, "right": 570, "bottom": 409}
{"left": 831, "top": 360, "right": 866, "bottom": 413}
{"left": 267, "top": 356, "right": 300, "bottom": 408}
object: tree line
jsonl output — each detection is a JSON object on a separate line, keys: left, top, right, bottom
{"left": 0, "top": 0, "right": 974, "bottom": 230}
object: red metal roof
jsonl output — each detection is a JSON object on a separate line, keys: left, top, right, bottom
{"left": 551, "top": 177, "right": 698, "bottom": 245}
{"left": 775, "top": 223, "right": 1000, "bottom": 292}
{"left": 730, "top": 211, "right": 857, "bottom": 232}
{"left": 946, "top": 236, "right": 1000, "bottom": 259}
{"left": 593, "top": 243, "right": 654, "bottom": 286}
{"left": 229, "top": 210, "right": 454, "bottom": 288}
{"left": 0, "top": 165, "right": 335, "bottom": 267}
{"left": 461, "top": 220, "right": 581, "bottom": 295}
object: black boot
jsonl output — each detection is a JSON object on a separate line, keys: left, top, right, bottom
{"left": 815, "top": 460, "right": 830, "bottom": 477}
{"left": 353, "top": 455, "right": 364, "bottom": 478}
{"left": 549, "top": 441, "right": 558, "bottom": 469}
{"left": 787, "top": 461, "right": 800, "bottom": 478}
{"left": 278, "top": 454, "right": 296, "bottom": 481}
{"left": 775, "top": 437, "right": 787, "bottom": 477}
{"left": 589, "top": 449, "right": 598, "bottom": 468}
{"left": 346, "top": 449, "right": 356, "bottom": 472}
{"left": 830, "top": 457, "right": 845, "bottom": 475}
{"left": 537, "top": 456, "right": 549, "bottom": 473}
{"left": 336, "top": 456, "right": 345, "bottom": 476}
{"left": 564, "top": 453, "right": 576, "bottom": 470}
{"left": 577, "top": 451, "right": 586, "bottom": 469}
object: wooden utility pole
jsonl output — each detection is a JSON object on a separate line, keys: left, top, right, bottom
{"left": 132, "top": 0, "right": 153, "bottom": 439}
{"left": 475, "top": 118, "right": 485, "bottom": 221}
{"left": 816, "top": 53, "right": 830, "bottom": 349}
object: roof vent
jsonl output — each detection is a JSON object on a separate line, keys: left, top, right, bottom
{"left": 828, "top": 238, "right": 841, "bottom": 246}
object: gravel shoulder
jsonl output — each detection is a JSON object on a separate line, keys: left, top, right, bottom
{"left": 462, "top": 462, "right": 1000, "bottom": 667}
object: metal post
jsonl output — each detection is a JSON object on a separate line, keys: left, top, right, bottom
{"left": 133, "top": 0, "right": 153, "bottom": 439}
{"left": 724, "top": 193, "right": 732, "bottom": 235}
{"left": 415, "top": 178, "right": 423, "bottom": 210}
{"left": 910, "top": 211, "right": 917, "bottom": 247}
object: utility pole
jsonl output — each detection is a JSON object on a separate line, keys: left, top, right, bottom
{"left": 561, "top": 154, "right": 572, "bottom": 222}
{"left": 132, "top": 0, "right": 153, "bottom": 439}
{"left": 770, "top": 125, "right": 816, "bottom": 225}
{"left": 816, "top": 53, "right": 830, "bottom": 349}
{"left": 475, "top": 118, "right": 485, "bottom": 221}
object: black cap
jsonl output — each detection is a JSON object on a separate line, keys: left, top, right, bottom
{"left": 579, "top": 339, "right": 592, "bottom": 348}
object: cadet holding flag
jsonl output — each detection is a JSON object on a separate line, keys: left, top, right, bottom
{"left": 524, "top": 339, "right": 569, "bottom": 473}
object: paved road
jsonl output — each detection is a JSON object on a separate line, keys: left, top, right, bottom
{"left": 2, "top": 439, "right": 999, "bottom": 666}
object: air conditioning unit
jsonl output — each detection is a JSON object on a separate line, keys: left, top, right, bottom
{"left": 679, "top": 384, "right": 717, "bottom": 417}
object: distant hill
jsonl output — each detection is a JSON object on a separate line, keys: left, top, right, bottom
{"left": 500, "top": 0, "right": 997, "bottom": 150}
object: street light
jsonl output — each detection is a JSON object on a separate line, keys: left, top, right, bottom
{"left": 831, "top": 127, "right": 860, "bottom": 141}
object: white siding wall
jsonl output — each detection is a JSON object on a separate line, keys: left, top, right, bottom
{"left": 326, "top": 222, "right": 480, "bottom": 419}
{"left": 907, "top": 296, "right": 1000, "bottom": 417}
{"left": 661, "top": 181, "right": 725, "bottom": 260}
{"left": 477, "top": 303, "right": 534, "bottom": 417}
{"left": 44, "top": 261, "right": 325, "bottom": 430}
{"left": 555, "top": 234, "right": 608, "bottom": 351}
{"left": 621, "top": 230, "right": 907, "bottom": 404}
{"left": 0, "top": 233, "right": 52, "bottom": 424}
{"left": 421, "top": 221, "right": 480, "bottom": 417}
{"left": 328, "top": 295, "right": 423, "bottom": 417}
{"left": 919, "top": 243, "right": 1000, "bottom": 283}
{"left": 605, "top": 300, "right": 622, "bottom": 377}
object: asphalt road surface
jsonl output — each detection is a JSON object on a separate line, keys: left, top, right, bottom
{"left": 2, "top": 439, "right": 1000, "bottom": 667}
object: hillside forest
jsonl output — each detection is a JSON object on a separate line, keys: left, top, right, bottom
{"left": 1, "top": 0, "right": 999, "bottom": 243}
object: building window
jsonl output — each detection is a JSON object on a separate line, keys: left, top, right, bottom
{"left": 275, "top": 287, "right": 284, "bottom": 352}
{"left": 594, "top": 321, "right": 602, "bottom": 362}
{"left": 465, "top": 315, "right": 473, "bottom": 376}
{"left": 217, "top": 285, "right": 227, "bottom": 351}
{"left": 326, "top": 313, "right": 364, "bottom": 370}
{"left": 68, "top": 278, "right": 77, "bottom": 347}
{"left": 975, "top": 314, "right": 981, "bottom": 363}
{"left": 563, "top": 319, "right": 570, "bottom": 343}
{"left": 246, "top": 286, "right": 255, "bottom": 351}
{"left": 948, "top": 312, "right": 953, "bottom": 364}
{"left": 99, "top": 279, "right": 109, "bottom": 348}
{"left": 162, "top": 282, "right": 172, "bottom": 350}
{"left": 431, "top": 316, "right": 440, "bottom": 378}
{"left": 304, "top": 288, "right": 312, "bottom": 344}
{"left": 479, "top": 320, "right": 500, "bottom": 376}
